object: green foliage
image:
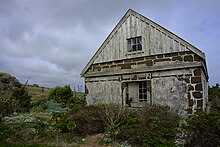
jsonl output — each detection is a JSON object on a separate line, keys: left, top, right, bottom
{"left": 0, "top": 86, "right": 31, "bottom": 117}
{"left": 0, "top": 141, "right": 54, "bottom": 147}
{"left": 67, "top": 106, "right": 107, "bottom": 136}
{"left": 0, "top": 97, "right": 14, "bottom": 118}
{"left": 10, "top": 86, "right": 32, "bottom": 113}
{"left": 186, "top": 110, "right": 220, "bottom": 146}
{"left": 0, "top": 123, "right": 16, "bottom": 141}
{"left": 32, "top": 99, "right": 68, "bottom": 113}
{"left": 68, "top": 93, "right": 86, "bottom": 109}
{"left": 209, "top": 83, "right": 220, "bottom": 111}
{"left": 48, "top": 85, "right": 72, "bottom": 104}
{"left": 115, "top": 104, "right": 180, "bottom": 146}
{"left": 2, "top": 114, "right": 37, "bottom": 124}
{"left": 50, "top": 111, "right": 76, "bottom": 133}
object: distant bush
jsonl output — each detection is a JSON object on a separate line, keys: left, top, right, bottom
{"left": 32, "top": 99, "right": 68, "bottom": 113}
{"left": 48, "top": 85, "right": 72, "bottom": 104}
{"left": 209, "top": 83, "right": 220, "bottom": 111}
{"left": 0, "top": 86, "right": 31, "bottom": 117}
{"left": 0, "top": 97, "right": 14, "bottom": 118}
{"left": 10, "top": 86, "right": 32, "bottom": 113}
{"left": 68, "top": 94, "right": 86, "bottom": 109}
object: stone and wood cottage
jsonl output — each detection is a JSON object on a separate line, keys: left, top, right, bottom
{"left": 81, "top": 9, "right": 208, "bottom": 115}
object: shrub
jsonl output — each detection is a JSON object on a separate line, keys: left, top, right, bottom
{"left": 209, "top": 83, "right": 220, "bottom": 111}
{"left": 0, "top": 97, "right": 14, "bottom": 118}
{"left": 68, "top": 94, "right": 86, "bottom": 109}
{"left": 186, "top": 110, "right": 220, "bottom": 146}
{"left": 10, "top": 86, "right": 32, "bottom": 113}
{"left": 0, "top": 86, "right": 31, "bottom": 117}
{"left": 32, "top": 99, "right": 68, "bottom": 113}
{"left": 57, "top": 105, "right": 107, "bottom": 136}
{"left": 0, "top": 123, "right": 15, "bottom": 141}
{"left": 48, "top": 85, "right": 72, "bottom": 104}
{"left": 116, "top": 104, "right": 180, "bottom": 146}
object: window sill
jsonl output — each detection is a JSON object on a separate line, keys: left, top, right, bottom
{"left": 125, "top": 51, "right": 144, "bottom": 56}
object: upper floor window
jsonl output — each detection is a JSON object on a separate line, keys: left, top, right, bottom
{"left": 127, "top": 36, "right": 142, "bottom": 52}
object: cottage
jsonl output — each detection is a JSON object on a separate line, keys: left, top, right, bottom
{"left": 81, "top": 9, "right": 208, "bottom": 115}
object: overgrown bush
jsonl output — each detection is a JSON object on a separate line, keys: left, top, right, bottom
{"left": 209, "top": 83, "right": 220, "bottom": 111}
{"left": 32, "top": 99, "right": 68, "bottom": 113}
{"left": 0, "top": 123, "right": 16, "bottom": 141}
{"left": 10, "top": 86, "right": 32, "bottom": 113}
{"left": 62, "top": 106, "right": 107, "bottom": 136}
{"left": 68, "top": 93, "right": 86, "bottom": 109}
{"left": 0, "top": 86, "right": 31, "bottom": 117}
{"left": 186, "top": 110, "right": 220, "bottom": 146}
{"left": 48, "top": 85, "right": 72, "bottom": 104}
{"left": 115, "top": 104, "right": 181, "bottom": 146}
{"left": 0, "top": 97, "right": 14, "bottom": 118}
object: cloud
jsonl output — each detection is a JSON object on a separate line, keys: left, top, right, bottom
{"left": 0, "top": 0, "right": 219, "bottom": 88}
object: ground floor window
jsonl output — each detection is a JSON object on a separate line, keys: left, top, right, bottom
{"left": 139, "top": 82, "right": 147, "bottom": 102}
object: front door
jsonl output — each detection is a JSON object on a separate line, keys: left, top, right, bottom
{"left": 126, "top": 82, "right": 147, "bottom": 107}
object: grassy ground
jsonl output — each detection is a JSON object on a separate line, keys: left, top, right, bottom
{"left": 25, "top": 85, "right": 50, "bottom": 103}
{"left": 0, "top": 84, "right": 108, "bottom": 147}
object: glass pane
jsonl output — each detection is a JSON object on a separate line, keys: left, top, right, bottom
{"left": 128, "top": 39, "right": 132, "bottom": 52}
{"left": 143, "top": 89, "right": 147, "bottom": 93}
{"left": 137, "top": 37, "right": 141, "bottom": 43}
{"left": 138, "top": 44, "right": 142, "bottom": 50}
{"left": 143, "top": 82, "right": 146, "bottom": 88}
{"left": 132, "top": 38, "right": 136, "bottom": 44}
{"left": 139, "top": 94, "right": 142, "bottom": 99}
{"left": 139, "top": 83, "right": 142, "bottom": 88}
{"left": 132, "top": 45, "right": 136, "bottom": 51}
{"left": 139, "top": 89, "right": 142, "bottom": 93}
{"left": 144, "top": 94, "right": 147, "bottom": 99}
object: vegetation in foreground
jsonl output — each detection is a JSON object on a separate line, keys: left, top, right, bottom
{"left": 0, "top": 73, "right": 219, "bottom": 146}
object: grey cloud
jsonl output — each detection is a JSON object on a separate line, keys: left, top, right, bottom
{"left": 0, "top": 0, "right": 219, "bottom": 88}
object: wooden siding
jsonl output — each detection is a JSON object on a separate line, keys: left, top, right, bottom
{"left": 94, "top": 14, "right": 189, "bottom": 64}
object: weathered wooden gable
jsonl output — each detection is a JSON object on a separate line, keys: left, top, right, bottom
{"left": 81, "top": 9, "right": 206, "bottom": 76}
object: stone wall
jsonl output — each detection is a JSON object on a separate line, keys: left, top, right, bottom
{"left": 85, "top": 51, "right": 202, "bottom": 76}
{"left": 85, "top": 76, "right": 122, "bottom": 105}
{"left": 84, "top": 51, "right": 208, "bottom": 115}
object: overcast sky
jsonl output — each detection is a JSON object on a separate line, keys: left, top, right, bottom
{"left": 0, "top": 0, "right": 219, "bottom": 89}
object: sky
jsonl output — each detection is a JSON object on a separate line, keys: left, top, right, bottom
{"left": 0, "top": 0, "right": 219, "bottom": 89}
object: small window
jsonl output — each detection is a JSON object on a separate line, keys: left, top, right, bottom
{"left": 127, "top": 36, "right": 142, "bottom": 52}
{"left": 139, "top": 82, "right": 147, "bottom": 102}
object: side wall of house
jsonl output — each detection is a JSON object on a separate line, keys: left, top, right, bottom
{"left": 85, "top": 76, "right": 122, "bottom": 105}
{"left": 151, "top": 68, "right": 208, "bottom": 115}
{"left": 84, "top": 51, "right": 208, "bottom": 115}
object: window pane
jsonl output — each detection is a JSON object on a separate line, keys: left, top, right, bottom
{"left": 144, "top": 94, "right": 147, "bottom": 100}
{"left": 139, "top": 94, "right": 142, "bottom": 99}
{"left": 133, "top": 38, "right": 136, "bottom": 44}
{"left": 132, "top": 45, "right": 136, "bottom": 51}
{"left": 137, "top": 37, "right": 141, "bottom": 43}
{"left": 143, "top": 82, "right": 146, "bottom": 88}
{"left": 138, "top": 44, "right": 142, "bottom": 50}
{"left": 139, "top": 89, "right": 142, "bottom": 93}
{"left": 128, "top": 40, "right": 131, "bottom": 52}
{"left": 143, "top": 89, "right": 147, "bottom": 93}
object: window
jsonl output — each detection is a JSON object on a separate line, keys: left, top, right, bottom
{"left": 139, "top": 82, "right": 147, "bottom": 102}
{"left": 127, "top": 36, "right": 142, "bottom": 52}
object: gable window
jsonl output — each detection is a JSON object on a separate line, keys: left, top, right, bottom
{"left": 139, "top": 82, "right": 147, "bottom": 102}
{"left": 127, "top": 36, "right": 142, "bottom": 52}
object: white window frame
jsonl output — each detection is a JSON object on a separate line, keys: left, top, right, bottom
{"left": 127, "top": 36, "right": 142, "bottom": 52}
